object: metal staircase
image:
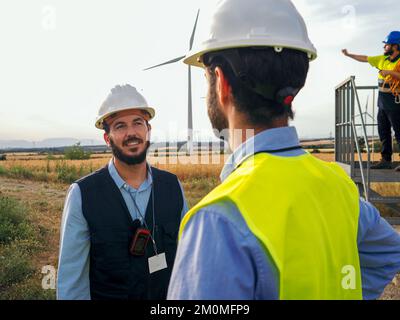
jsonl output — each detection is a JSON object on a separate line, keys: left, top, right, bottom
{"left": 335, "top": 76, "right": 400, "bottom": 225}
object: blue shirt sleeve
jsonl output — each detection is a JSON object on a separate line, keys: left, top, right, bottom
{"left": 178, "top": 179, "right": 189, "bottom": 220}
{"left": 357, "top": 199, "right": 400, "bottom": 300}
{"left": 167, "top": 201, "right": 279, "bottom": 300}
{"left": 57, "top": 183, "right": 91, "bottom": 300}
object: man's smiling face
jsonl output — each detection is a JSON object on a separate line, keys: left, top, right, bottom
{"left": 104, "top": 110, "right": 151, "bottom": 165}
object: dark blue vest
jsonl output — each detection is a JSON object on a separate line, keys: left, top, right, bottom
{"left": 77, "top": 165, "right": 183, "bottom": 300}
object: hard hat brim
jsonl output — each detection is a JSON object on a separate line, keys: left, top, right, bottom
{"left": 95, "top": 106, "right": 156, "bottom": 129}
{"left": 383, "top": 41, "right": 399, "bottom": 45}
{"left": 184, "top": 40, "right": 318, "bottom": 68}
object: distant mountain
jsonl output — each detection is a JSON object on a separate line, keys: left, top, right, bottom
{"left": 0, "top": 140, "right": 33, "bottom": 149}
{"left": 0, "top": 138, "right": 105, "bottom": 149}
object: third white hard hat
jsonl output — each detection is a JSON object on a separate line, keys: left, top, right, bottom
{"left": 184, "top": 0, "right": 317, "bottom": 68}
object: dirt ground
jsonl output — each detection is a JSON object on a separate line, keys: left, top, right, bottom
{"left": 380, "top": 224, "right": 400, "bottom": 299}
{"left": 0, "top": 177, "right": 66, "bottom": 270}
{"left": 0, "top": 176, "right": 399, "bottom": 300}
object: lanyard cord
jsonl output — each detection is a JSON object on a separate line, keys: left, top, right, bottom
{"left": 252, "top": 146, "right": 303, "bottom": 155}
{"left": 235, "top": 146, "right": 304, "bottom": 170}
{"left": 127, "top": 179, "right": 158, "bottom": 255}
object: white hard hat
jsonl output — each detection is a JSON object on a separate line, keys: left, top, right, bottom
{"left": 95, "top": 84, "right": 155, "bottom": 129}
{"left": 184, "top": 0, "right": 317, "bottom": 68}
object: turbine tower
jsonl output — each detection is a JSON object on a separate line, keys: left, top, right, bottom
{"left": 144, "top": 9, "right": 200, "bottom": 154}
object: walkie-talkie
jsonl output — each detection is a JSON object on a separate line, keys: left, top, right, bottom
{"left": 130, "top": 219, "right": 151, "bottom": 256}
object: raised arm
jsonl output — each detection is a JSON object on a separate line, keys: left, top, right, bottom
{"left": 342, "top": 49, "right": 369, "bottom": 63}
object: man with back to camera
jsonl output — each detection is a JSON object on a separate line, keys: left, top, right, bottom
{"left": 57, "top": 84, "right": 188, "bottom": 300}
{"left": 167, "top": 0, "right": 400, "bottom": 300}
{"left": 343, "top": 31, "right": 400, "bottom": 171}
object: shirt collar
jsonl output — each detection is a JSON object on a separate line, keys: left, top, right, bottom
{"left": 108, "top": 158, "right": 153, "bottom": 191}
{"left": 385, "top": 53, "right": 400, "bottom": 63}
{"left": 220, "top": 126, "right": 301, "bottom": 182}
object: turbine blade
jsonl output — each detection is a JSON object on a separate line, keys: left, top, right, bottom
{"left": 189, "top": 9, "right": 200, "bottom": 50}
{"left": 143, "top": 55, "right": 186, "bottom": 71}
{"left": 365, "top": 95, "right": 369, "bottom": 109}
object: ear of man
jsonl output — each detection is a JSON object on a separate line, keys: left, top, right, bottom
{"left": 104, "top": 132, "right": 111, "bottom": 147}
{"left": 146, "top": 123, "right": 152, "bottom": 141}
{"left": 214, "top": 66, "right": 233, "bottom": 111}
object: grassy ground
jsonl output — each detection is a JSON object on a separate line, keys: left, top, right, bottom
{"left": 0, "top": 153, "right": 399, "bottom": 299}
{"left": 1, "top": 152, "right": 399, "bottom": 215}
{"left": 0, "top": 192, "right": 59, "bottom": 299}
{"left": 0, "top": 157, "right": 222, "bottom": 300}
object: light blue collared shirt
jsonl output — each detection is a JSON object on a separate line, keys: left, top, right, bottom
{"left": 57, "top": 160, "right": 189, "bottom": 300}
{"left": 168, "top": 126, "right": 400, "bottom": 300}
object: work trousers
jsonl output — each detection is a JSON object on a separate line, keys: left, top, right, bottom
{"left": 378, "top": 107, "right": 400, "bottom": 161}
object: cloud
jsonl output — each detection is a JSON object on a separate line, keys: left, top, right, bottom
{"left": 303, "top": 0, "right": 397, "bottom": 18}
{"left": 293, "top": 0, "right": 397, "bottom": 48}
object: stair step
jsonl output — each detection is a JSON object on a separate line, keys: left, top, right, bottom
{"left": 369, "top": 197, "right": 400, "bottom": 204}
{"left": 353, "top": 171, "right": 400, "bottom": 183}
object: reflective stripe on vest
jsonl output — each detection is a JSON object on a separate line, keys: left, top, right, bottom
{"left": 180, "top": 152, "right": 363, "bottom": 300}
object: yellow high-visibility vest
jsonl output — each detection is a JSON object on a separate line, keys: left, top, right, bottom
{"left": 368, "top": 55, "right": 400, "bottom": 81}
{"left": 180, "top": 152, "right": 363, "bottom": 300}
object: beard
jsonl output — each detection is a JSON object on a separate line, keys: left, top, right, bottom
{"left": 207, "top": 77, "right": 229, "bottom": 140}
{"left": 109, "top": 136, "right": 150, "bottom": 165}
{"left": 385, "top": 46, "right": 394, "bottom": 56}
{"left": 385, "top": 49, "right": 394, "bottom": 56}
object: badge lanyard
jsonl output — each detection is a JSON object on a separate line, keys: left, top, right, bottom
{"left": 127, "top": 176, "right": 158, "bottom": 255}
{"left": 235, "top": 146, "right": 303, "bottom": 170}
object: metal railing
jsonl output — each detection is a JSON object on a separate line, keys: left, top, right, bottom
{"left": 335, "top": 76, "right": 378, "bottom": 200}
{"left": 335, "top": 76, "right": 400, "bottom": 224}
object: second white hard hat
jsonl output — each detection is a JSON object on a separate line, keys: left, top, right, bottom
{"left": 95, "top": 85, "right": 155, "bottom": 129}
{"left": 184, "top": 0, "right": 317, "bottom": 68}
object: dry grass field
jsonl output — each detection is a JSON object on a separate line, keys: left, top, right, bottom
{"left": 0, "top": 151, "right": 399, "bottom": 299}
{"left": 2, "top": 151, "right": 399, "bottom": 208}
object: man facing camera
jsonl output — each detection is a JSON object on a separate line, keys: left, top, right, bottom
{"left": 57, "top": 84, "right": 188, "bottom": 300}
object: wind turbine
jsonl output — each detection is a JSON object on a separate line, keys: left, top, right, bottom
{"left": 144, "top": 9, "right": 200, "bottom": 155}
{"left": 354, "top": 95, "right": 375, "bottom": 155}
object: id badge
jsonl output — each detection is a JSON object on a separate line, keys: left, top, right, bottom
{"left": 148, "top": 253, "right": 168, "bottom": 274}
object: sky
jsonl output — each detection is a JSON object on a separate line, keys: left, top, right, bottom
{"left": 0, "top": 0, "right": 398, "bottom": 143}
